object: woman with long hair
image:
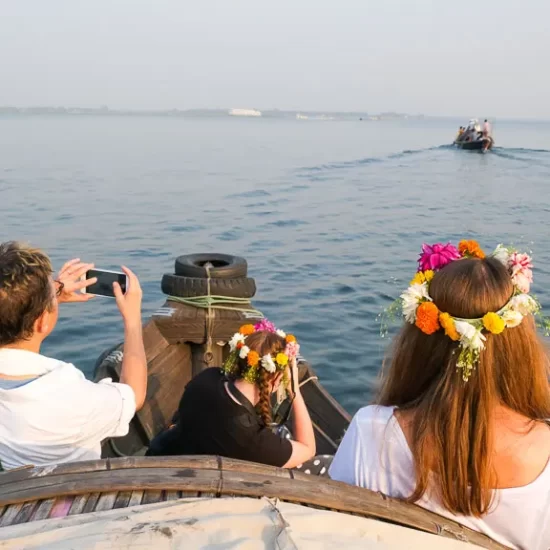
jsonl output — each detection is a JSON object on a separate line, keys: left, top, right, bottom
{"left": 148, "top": 321, "right": 316, "bottom": 469}
{"left": 330, "top": 240, "right": 550, "bottom": 549}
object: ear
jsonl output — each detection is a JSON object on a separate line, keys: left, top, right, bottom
{"left": 34, "top": 308, "right": 51, "bottom": 335}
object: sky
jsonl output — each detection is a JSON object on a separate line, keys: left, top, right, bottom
{"left": 1, "top": 0, "right": 549, "bottom": 118}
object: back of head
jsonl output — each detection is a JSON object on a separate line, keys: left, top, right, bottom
{"left": 378, "top": 245, "right": 550, "bottom": 516}
{"left": 227, "top": 328, "right": 287, "bottom": 427}
{"left": 0, "top": 242, "right": 54, "bottom": 346}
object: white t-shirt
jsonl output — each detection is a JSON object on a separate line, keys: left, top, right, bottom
{"left": 0, "top": 348, "right": 136, "bottom": 470}
{"left": 329, "top": 405, "right": 550, "bottom": 550}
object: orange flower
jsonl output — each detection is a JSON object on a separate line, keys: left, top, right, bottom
{"left": 247, "top": 350, "right": 260, "bottom": 367}
{"left": 239, "top": 324, "right": 255, "bottom": 336}
{"left": 439, "top": 312, "right": 459, "bottom": 341}
{"left": 285, "top": 334, "right": 296, "bottom": 343}
{"left": 415, "top": 302, "right": 440, "bottom": 335}
{"left": 458, "top": 240, "right": 485, "bottom": 259}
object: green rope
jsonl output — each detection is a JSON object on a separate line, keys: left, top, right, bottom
{"left": 167, "top": 294, "right": 264, "bottom": 318}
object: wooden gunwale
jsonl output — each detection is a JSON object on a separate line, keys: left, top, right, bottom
{"left": 0, "top": 457, "right": 510, "bottom": 549}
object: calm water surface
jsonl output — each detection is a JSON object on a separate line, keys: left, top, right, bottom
{"left": 1, "top": 116, "right": 550, "bottom": 413}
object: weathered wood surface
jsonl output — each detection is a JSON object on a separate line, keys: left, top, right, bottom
{"left": 154, "top": 300, "right": 262, "bottom": 344}
{"left": 0, "top": 457, "right": 509, "bottom": 549}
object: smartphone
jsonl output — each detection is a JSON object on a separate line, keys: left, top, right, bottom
{"left": 84, "top": 269, "right": 127, "bottom": 298}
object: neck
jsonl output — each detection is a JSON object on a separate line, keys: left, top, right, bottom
{"left": 2, "top": 339, "right": 42, "bottom": 354}
{"left": 233, "top": 378, "right": 261, "bottom": 406}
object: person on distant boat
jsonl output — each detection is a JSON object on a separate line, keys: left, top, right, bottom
{"left": 0, "top": 242, "right": 147, "bottom": 470}
{"left": 482, "top": 119, "right": 491, "bottom": 137}
{"left": 329, "top": 240, "right": 550, "bottom": 550}
{"left": 147, "top": 321, "right": 317, "bottom": 469}
{"left": 455, "top": 126, "right": 464, "bottom": 141}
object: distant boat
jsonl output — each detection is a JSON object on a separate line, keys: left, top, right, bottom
{"left": 228, "top": 108, "right": 262, "bottom": 117}
{"left": 296, "top": 113, "right": 308, "bottom": 120}
{"left": 454, "top": 119, "right": 494, "bottom": 152}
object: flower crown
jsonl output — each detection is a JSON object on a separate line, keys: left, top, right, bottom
{"left": 222, "top": 319, "right": 299, "bottom": 384}
{"left": 400, "top": 240, "right": 545, "bottom": 381}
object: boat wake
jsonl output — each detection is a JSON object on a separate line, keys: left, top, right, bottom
{"left": 297, "top": 144, "right": 550, "bottom": 175}
{"left": 297, "top": 145, "right": 451, "bottom": 174}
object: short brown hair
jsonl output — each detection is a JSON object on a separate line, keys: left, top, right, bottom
{"left": 0, "top": 242, "right": 54, "bottom": 346}
{"left": 378, "top": 257, "right": 550, "bottom": 516}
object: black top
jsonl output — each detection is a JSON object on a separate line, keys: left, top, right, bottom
{"left": 147, "top": 367, "right": 292, "bottom": 467}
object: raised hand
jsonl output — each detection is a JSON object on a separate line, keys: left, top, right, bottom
{"left": 55, "top": 259, "right": 97, "bottom": 303}
{"left": 113, "top": 266, "right": 142, "bottom": 328}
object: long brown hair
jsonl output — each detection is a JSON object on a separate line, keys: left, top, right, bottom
{"left": 232, "top": 330, "right": 286, "bottom": 426}
{"left": 378, "top": 256, "right": 550, "bottom": 516}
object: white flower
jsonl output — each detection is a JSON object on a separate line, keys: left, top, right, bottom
{"left": 401, "top": 283, "right": 431, "bottom": 324}
{"left": 470, "top": 329, "right": 487, "bottom": 351}
{"left": 501, "top": 309, "right": 523, "bottom": 328}
{"left": 454, "top": 321, "right": 486, "bottom": 350}
{"left": 239, "top": 345, "right": 250, "bottom": 359}
{"left": 261, "top": 354, "right": 277, "bottom": 373}
{"left": 492, "top": 244, "right": 510, "bottom": 267}
{"left": 229, "top": 333, "right": 245, "bottom": 352}
{"left": 276, "top": 329, "right": 286, "bottom": 338}
{"left": 509, "top": 294, "right": 538, "bottom": 316}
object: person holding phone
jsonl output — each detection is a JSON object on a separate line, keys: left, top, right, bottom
{"left": 0, "top": 241, "right": 147, "bottom": 470}
{"left": 147, "top": 322, "right": 317, "bottom": 470}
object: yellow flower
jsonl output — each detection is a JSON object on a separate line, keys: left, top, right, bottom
{"left": 410, "top": 270, "right": 435, "bottom": 285}
{"left": 276, "top": 353, "right": 289, "bottom": 367}
{"left": 439, "top": 312, "right": 459, "bottom": 341}
{"left": 482, "top": 312, "right": 505, "bottom": 334}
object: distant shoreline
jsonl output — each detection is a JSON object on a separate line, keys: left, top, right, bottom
{"left": 0, "top": 106, "right": 417, "bottom": 121}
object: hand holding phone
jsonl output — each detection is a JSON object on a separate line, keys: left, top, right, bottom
{"left": 84, "top": 269, "right": 128, "bottom": 299}
{"left": 113, "top": 266, "right": 143, "bottom": 329}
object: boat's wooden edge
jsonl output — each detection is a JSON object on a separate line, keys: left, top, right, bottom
{"left": 0, "top": 458, "right": 509, "bottom": 549}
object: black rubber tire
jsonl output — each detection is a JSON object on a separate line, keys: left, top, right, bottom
{"left": 161, "top": 274, "right": 256, "bottom": 299}
{"left": 174, "top": 254, "right": 248, "bottom": 279}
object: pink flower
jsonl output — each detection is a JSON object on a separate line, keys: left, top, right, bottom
{"left": 418, "top": 243, "right": 461, "bottom": 272}
{"left": 509, "top": 252, "right": 533, "bottom": 293}
{"left": 285, "top": 341, "right": 300, "bottom": 360}
{"left": 254, "top": 319, "right": 277, "bottom": 333}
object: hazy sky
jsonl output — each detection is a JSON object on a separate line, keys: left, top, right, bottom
{"left": 1, "top": 0, "right": 549, "bottom": 118}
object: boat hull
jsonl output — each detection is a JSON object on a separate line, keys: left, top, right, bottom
{"left": 454, "top": 137, "right": 494, "bottom": 151}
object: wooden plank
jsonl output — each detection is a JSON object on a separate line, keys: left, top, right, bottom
{"left": 0, "top": 468, "right": 221, "bottom": 506}
{"left": 134, "top": 343, "right": 192, "bottom": 442}
{"left": 128, "top": 491, "right": 144, "bottom": 507}
{"left": 49, "top": 497, "right": 73, "bottom": 518}
{"left": 164, "top": 491, "right": 179, "bottom": 500}
{"left": 0, "top": 504, "right": 23, "bottom": 527}
{"left": 30, "top": 498, "right": 55, "bottom": 521}
{"left": 12, "top": 500, "right": 37, "bottom": 524}
{"left": 108, "top": 455, "right": 219, "bottom": 471}
{"left": 141, "top": 490, "right": 164, "bottom": 505}
{"left": 68, "top": 495, "right": 88, "bottom": 516}
{"left": 113, "top": 491, "right": 132, "bottom": 509}
{"left": 95, "top": 492, "right": 118, "bottom": 512}
{"left": 0, "top": 460, "right": 109, "bottom": 488}
{"left": 82, "top": 493, "right": 100, "bottom": 514}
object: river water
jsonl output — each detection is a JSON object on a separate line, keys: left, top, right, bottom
{"left": 1, "top": 115, "right": 549, "bottom": 413}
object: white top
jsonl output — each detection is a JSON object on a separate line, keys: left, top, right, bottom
{"left": 0, "top": 348, "right": 136, "bottom": 470}
{"left": 329, "top": 405, "right": 550, "bottom": 550}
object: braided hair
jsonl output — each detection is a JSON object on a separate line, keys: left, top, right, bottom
{"left": 231, "top": 330, "right": 286, "bottom": 426}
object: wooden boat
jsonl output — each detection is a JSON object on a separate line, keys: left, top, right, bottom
{"left": 0, "top": 254, "right": 509, "bottom": 548}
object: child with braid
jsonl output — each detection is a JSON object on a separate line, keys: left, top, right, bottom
{"left": 148, "top": 321, "right": 316, "bottom": 469}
